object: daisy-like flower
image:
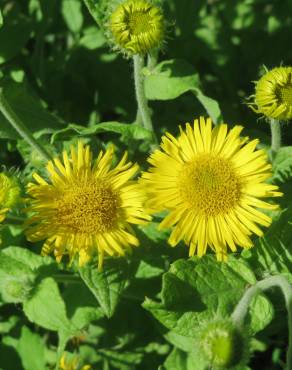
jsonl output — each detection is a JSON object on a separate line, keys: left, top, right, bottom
{"left": 0, "top": 172, "right": 21, "bottom": 222}
{"left": 141, "top": 117, "right": 281, "bottom": 260}
{"left": 26, "top": 141, "right": 150, "bottom": 270}
{"left": 110, "top": 0, "right": 165, "bottom": 55}
{"left": 249, "top": 66, "right": 292, "bottom": 120}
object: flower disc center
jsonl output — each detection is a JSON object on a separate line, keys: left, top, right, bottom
{"left": 178, "top": 155, "right": 242, "bottom": 216}
{"left": 128, "top": 10, "right": 152, "bottom": 35}
{"left": 56, "top": 181, "right": 120, "bottom": 234}
{"left": 277, "top": 84, "right": 292, "bottom": 106}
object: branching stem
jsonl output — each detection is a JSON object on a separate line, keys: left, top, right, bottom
{"left": 231, "top": 275, "right": 292, "bottom": 370}
{"left": 0, "top": 89, "right": 51, "bottom": 162}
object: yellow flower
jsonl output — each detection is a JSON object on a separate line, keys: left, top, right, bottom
{"left": 141, "top": 117, "right": 281, "bottom": 260}
{"left": 250, "top": 66, "right": 292, "bottom": 120}
{"left": 110, "top": 0, "right": 165, "bottom": 55}
{"left": 26, "top": 141, "right": 150, "bottom": 269}
{"left": 59, "top": 353, "right": 91, "bottom": 370}
{"left": 0, "top": 173, "right": 21, "bottom": 222}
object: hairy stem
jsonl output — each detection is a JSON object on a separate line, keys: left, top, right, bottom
{"left": 147, "top": 50, "right": 158, "bottom": 71}
{"left": 0, "top": 89, "right": 51, "bottom": 162}
{"left": 270, "top": 118, "right": 281, "bottom": 154}
{"left": 133, "top": 54, "right": 155, "bottom": 136}
{"left": 231, "top": 275, "right": 292, "bottom": 370}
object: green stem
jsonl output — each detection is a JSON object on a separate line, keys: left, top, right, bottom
{"left": 270, "top": 118, "right": 281, "bottom": 154}
{"left": 147, "top": 50, "right": 158, "bottom": 71}
{"left": 133, "top": 54, "right": 155, "bottom": 136}
{"left": 0, "top": 89, "right": 51, "bottom": 162}
{"left": 53, "top": 274, "right": 82, "bottom": 284}
{"left": 231, "top": 275, "right": 292, "bottom": 370}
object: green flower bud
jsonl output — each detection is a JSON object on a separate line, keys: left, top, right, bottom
{"left": 109, "top": 0, "right": 165, "bottom": 55}
{"left": 2, "top": 275, "right": 34, "bottom": 303}
{"left": 200, "top": 320, "right": 249, "bottom": 369}
{"left": 248, "top": 66, "right": 292, "bottom": 120}
{"left": 0, "top": 172, "right": 21, "bottom": 222}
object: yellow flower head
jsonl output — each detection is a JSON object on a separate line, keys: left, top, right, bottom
{"left": 141, "top": 117, "right": 281, "bottom": 261}
{"left": 110, "top": 0, "right": 165, "bottom": 55}
{"left": 250, "top": 66, "right": 292, "bottom": 120}
{"left": 59, "top": 353, "right": 91, "bottom": 370}
{"left": 26, "top": 141, "right": 150, "bottom": 269}
{"left": 0, "top": 173, "right": 21, "bottom": 222}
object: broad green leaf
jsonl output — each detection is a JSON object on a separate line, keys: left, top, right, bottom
{"left": 62, "top": 0, "right": 83, "bottom": 34}
{"left": 0, "top": 250, "right": 36, "bottom": 303}
{"left": 272, "top": 146, "right": 292, "bottom": 183}
{"left": 144, "top": 59, "right": 222, "bottom": 123}
{"left": 0, "top": 12, "right": 31, "bottom": 64}
{"left": 143, "top": 256, "right": 273, "bottom": 337}
{"left": 242, "top": 206, "right": 292, "bottom": 282}
{"left": 71, "top": 307, "right": 103, "bottom": 331}
{"left": 98, "top": 349, "right": 143, "bottom": 369}
{"left": 82, "top": 0, "right": 107, "bottom": 29}
{"left": 0, "top": 80, "right": 63, "bottom": 140}
{"left": 0, "top": 9, "right": 3, "bottom": 29}
{"left": 2, "top": 246, "right": 55, "bottom": 271}
{"left": 79, "top": 258, "right": 129, "bottom": 317}
{"left": 163, "top": 331, "right": 197, "bottom": 352}
{"left": 163, "top": 348, "right": 188, "bottom": 370}
{"left": 163, "top": 348, "right": 207, "bottom": 370}
{"left": 63, "top": 283, "right": 104, "bottom": 330}
{"left": 80, "top": 26, "right": 106, "bottom": 50}
{"left": 248, "top": 295, "right": 274, "bottom": 334}
{"left": 51, "top": 122, "right": 153, "bottom": 143}
{"left": 134, "top": 258, "right": 165, "bottom": 279}
{"left": 23, "top": 277, "right": 71, "bottom": 332}
{"left": 17, "top": 326, "right": 46, "bottom": 370}
{"left": 0, "top": 316, "right": 18, "bottom": 334}
{"left": 0, "top": 251, "right": 33, "bottom": 278}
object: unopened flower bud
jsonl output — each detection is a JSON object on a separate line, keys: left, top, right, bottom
{"left": 110, "top": 0, "right": 165, "bottom": 55}
{"left": 200, "top": 320, "right": 249, "bottom": 369}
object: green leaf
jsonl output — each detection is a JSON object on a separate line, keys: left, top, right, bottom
{"left": 143, "top": 256, "right": 273, "bottom": 337}
{"left": 82, "top": 0, "right": 107, "bottom": 29}
{"left": 0, "top": 249, "right": 36, "bottom": 303}
{"left": 144, "top": 59, "right": 222, "bottom": 123}
{"left": 163, "top": 348, "right": 188, "bottom": 370}
{"left": 0, "top": 250, "right": 33, "bottom": 278}
{"left": 79, "top": 258, "right": 129, "bottom": 318}
{"left": 80, "top": 26, "right": 106, "bottom": 50}
{"left": 272, "top": 146, "right": 292, "bottom": 183}
{"left": 248, "top": 295, "right": 274, "bottom": 335}
{"left": 51, "top": 122, "right": 153, "bottom": 143}
{"left": 0, "top": 316, "right": 19, "bottom": 334}
{"left": 63, "top": 283, "right": 104, "bottom": 331}
{"left": 163, "top": 348, "right": 207, "bottom": 370}
{"left": 62, "top": 0, "right": 83, "bottom": 34}
{"left": 242, "top": 206, "right": 292, "bottom": 282}
{"left": 0, "top": 80, "right": 63, "bottom": 140}
{"left": 0, "top": 12, "right": 31, "bottom": 64}
{"left": 98, "top": 349, "right": 143, "bottom": 369}
{"left": 2, "top": 246, "right": 55, "bottom": 271}
{"left": 17, "top": 326, "right": 46, "bottom": 370}
{"left": 23, "top": 277, "right": 71, "bottom": 332}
